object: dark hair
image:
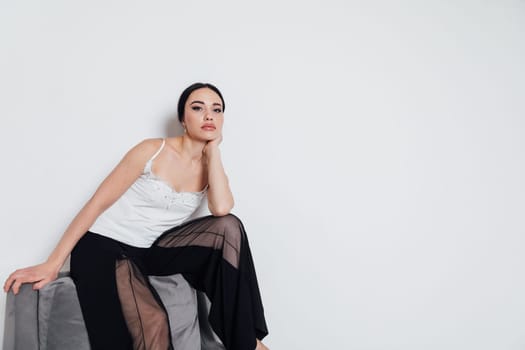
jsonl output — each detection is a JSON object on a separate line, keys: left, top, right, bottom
{"left": 177, "top": 82, "right": 226, "bottom": 123}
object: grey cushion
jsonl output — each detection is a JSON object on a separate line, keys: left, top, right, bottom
{"left": 3, "top": 283, "right": 39, "bottom": 350}
{"left": 149, "top": 275, "right": 201, "bottom": 350}
{"left": 3, "top": 273, "right": 225, "bottom": 350}
{"left": 37, "top": 276, "right": 90, "bottom": 350}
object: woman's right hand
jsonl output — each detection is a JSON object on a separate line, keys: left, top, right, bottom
{"left": 3, "top": 261, "right": 60, "bottom": 295}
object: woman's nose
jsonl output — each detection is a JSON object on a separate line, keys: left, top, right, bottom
{"left": 204, "top": 112, "right": 213, "bottom": 120}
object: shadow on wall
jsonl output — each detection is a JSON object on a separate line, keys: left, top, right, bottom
{"left": 165, "top": 113, "right": 184, "bottom": 137}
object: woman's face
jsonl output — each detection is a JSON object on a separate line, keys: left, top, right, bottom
{"left": 183, "top": 88, "right": 224, "bottom": 141}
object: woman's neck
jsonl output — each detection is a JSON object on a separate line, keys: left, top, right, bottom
{"left": 176, "top": 135, "right": 205, "bottom": 162}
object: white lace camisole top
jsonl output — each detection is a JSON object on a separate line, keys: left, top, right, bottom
{"left": 89, "top": 139, "right": 208, "bottom": 247}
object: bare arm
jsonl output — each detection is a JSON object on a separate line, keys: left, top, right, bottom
{"left": 204, "top": 136, "right": 234, "bottom": 216}
{"left": 3, "top": 139, "right": 162, "bottom": 294}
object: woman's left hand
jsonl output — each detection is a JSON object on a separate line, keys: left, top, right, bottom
{"left": 203, "top": 134, "right": 222, "bottom": 155}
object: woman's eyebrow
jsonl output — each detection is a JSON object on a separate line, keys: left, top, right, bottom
{"left": 190, "top": 100, "right": 223, "bottom": 107}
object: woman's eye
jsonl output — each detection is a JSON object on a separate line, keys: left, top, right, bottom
{"left": 214, "top": 108, "right": 223, "bottom": 113}
{"left": 191, "top": 106, "right": 202, "bottom": 111}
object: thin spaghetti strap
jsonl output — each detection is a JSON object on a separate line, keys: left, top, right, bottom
{"left": 144, "top": 139, "right": 165, "bottom": 174}
{"left": 150, "top": 138, "right": 166, "bottom": 161}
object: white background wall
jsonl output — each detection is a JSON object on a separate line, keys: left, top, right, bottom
{"left": 1, "top": 1, "right": 524, "bottom": 349}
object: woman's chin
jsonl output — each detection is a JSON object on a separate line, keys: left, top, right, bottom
{"left": 199, "top": 130, "right": 219, "bottom": 141}
{"left": 187, "top": 133, "right": 216, "bottom": 143}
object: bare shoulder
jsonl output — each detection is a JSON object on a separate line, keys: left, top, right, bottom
{"left": 122, "top": 138, "right": 164, "bottom": 164}
{"left": 130, "top": 138, "right": 164, "bottom": 155}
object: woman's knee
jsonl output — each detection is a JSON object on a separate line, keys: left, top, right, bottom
{"left": 208, "top": 214, "right": 246, "bottom": 265}
{"left": 211, "top": 214, "right": 245, "bottom": 240}
{"left": 212, "top": 213, "right": 242, "bottom": 228}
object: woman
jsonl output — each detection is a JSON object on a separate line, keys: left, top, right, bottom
{"left": 4, "top": 83, "right": 270, "bottom": 350}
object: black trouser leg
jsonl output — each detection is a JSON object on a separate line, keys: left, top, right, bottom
{"left": 71, "top": 214, "right": 269, "bottom": 350}
{"left": 70, "top": 233, "right": 137, "bottom": 350}
{"left": 145, "top": 214, "right": 269, "bottom": 350}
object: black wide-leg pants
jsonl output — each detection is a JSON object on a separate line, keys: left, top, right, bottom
{"left": 70, "top": 214, "right": 269, "bottom": 350}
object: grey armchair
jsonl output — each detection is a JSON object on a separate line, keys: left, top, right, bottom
{"left": 3, "top": 272, "right": 225, "bottom": 350}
